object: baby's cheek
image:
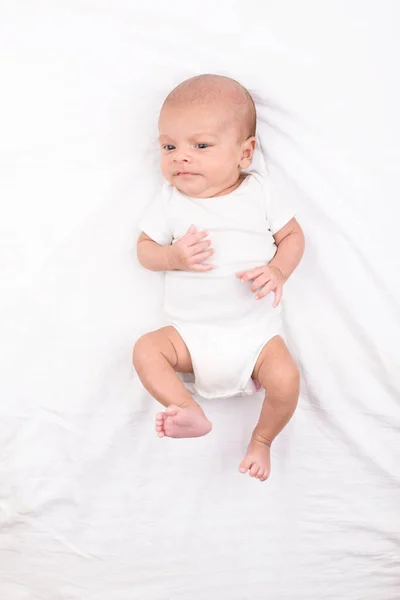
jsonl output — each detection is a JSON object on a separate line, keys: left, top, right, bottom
{"left": 160, "top": 161, "right": 173, "bottom": 181}
{"left": 206, "top": 160, "right": 224, "bottom": 181}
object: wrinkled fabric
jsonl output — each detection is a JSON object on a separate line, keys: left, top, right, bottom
{"left": 0, "top": 2, "right": 400, "bottom": 599}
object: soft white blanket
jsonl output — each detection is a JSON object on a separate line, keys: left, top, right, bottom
{"left": 1, "top": 2, "right": 399, "bottom": 598}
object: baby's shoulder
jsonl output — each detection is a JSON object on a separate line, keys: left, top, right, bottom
{"left": 245, "top": 170, "right": 270, "bottom": 202}
{"left": 247, "top": 169, "right": 268, "bottom": 190}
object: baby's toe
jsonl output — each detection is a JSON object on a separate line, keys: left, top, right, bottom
{"left": 155, "top": 413, "right": 166, "bottom": 436}
{"left": 249, "top": 462, "right": 260, "bottom": 478}
{"left": 239, "top": 457, "right": 252, "bottom": 474}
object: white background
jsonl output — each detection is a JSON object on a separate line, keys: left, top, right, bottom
{"left": 0, "top": 1, "right": 399, "bottom": 599}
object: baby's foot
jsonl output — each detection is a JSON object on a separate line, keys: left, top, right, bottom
{"left": 239, "top": 434, "right": 271, "bottom": 482}
{"left": 155, "top": 405, "right": 212, "bottom": 439}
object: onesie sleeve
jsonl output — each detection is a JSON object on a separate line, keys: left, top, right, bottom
{"left": 137, "top": 184, "right": 174, "bottom": 246}
{"left": 260, "top": 170, "right": 298, "bottom": 235}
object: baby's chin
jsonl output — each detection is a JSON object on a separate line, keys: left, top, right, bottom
{"left": 170, "top": 174, "right": 209, "bottom": 197}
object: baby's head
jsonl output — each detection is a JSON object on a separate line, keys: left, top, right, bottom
{"left": 158, "top": 74, "right": 256, "bottom": 198}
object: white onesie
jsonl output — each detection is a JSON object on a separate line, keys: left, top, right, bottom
{"left": 138, "top": 171, "right": 295, "bottom": 399}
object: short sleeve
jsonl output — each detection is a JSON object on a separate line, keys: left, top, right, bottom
{"left": 137, "top": 184, "right": 173, "bottom": 246}
{"left": 260, "top": 169, "right": 298, "bottom": 235}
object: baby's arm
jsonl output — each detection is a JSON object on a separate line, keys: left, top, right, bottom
{"left": 137, "top": 232, "right": 174, "bottom": 271}
{"left": 269, "top": 217, "right": 305, "bottom": 281}
{"left": 236, "top": 218, "right": 304, "bottom": 306}
{"left": 137, "top": 225, "right": 214, "bottom": 272}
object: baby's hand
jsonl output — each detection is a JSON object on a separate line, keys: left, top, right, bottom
{"left": 168, "top": 225, "right": 214, "bottom": 272}
{"left": 236, "top": 265, "right": 284, "bottom": 307}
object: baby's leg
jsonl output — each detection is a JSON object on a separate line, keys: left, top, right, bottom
{"left": 133, "top": 326, "right": 212, "bottom": 438}
{"left": 239, "top": 336, "right": 300, "bottom": 481}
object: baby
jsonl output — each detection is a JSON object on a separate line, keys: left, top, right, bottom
{"left": 134, "top": 74, "right": 305, "bottom": 481}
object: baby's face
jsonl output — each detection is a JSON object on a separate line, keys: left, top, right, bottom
{"left": 158, "top": 104, "right": 254, "bottom": 198}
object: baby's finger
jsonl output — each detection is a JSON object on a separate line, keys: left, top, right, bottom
{"left": 272, "top": 286, "right": 283, "bottom": 308}
{"left": 250, "top": 273, "right": 270, "bottom": 293}
{"left": 190, "top": 240, "right": 212, "bottom": 255}
{"left": 191, "top": 262, "right": 214, "bottom": 272}
{"left": 186, "top": 224, "right": 196, "bottom": 235}
{"left": 190, "top": 250, "right": 213, "bottom": 264}
{"left": 239, "top": 267, "right": 264, "bottom": 282}
{"left": 188, "top": 230, "right": 209, "bottom": 245}
{"left": 256, "top": 281, "right": 274, "bottom": 300}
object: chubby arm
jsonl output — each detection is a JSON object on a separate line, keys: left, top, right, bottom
{"left": 236, "top": 218, "right": 305, "bottom": 307}
{"left": 269, "top": 218, "right": 305, "bottom": 281}
{"left": 137, "top": 232, "right": 173, "bottom": 271}
{"left": 137, "top": 226, "right": 214, "bottom": 272}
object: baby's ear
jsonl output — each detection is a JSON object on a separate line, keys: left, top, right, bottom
{"left": 240, "top": 136, "right": 256, "bottom": 168}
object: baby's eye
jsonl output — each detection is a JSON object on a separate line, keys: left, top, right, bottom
{"left": 163, "top": 144, "right": 175, "bottom": 151}
{"left": 195, "top": 143, "right": 209, "bottom": 149}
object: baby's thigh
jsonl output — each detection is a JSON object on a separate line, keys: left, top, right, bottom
{"left": 133, "top": 326, "right": 193, "bottom": 373}
{"left": 252, "top": 336, "right": 299, "bottom": 391}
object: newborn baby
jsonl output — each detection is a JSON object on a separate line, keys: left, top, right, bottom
{"left": 134, "top": 74, "right": 305, "bottom": 481}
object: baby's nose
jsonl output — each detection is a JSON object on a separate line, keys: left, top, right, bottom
{"left": 173, "top": 150, "right": 191, "bottom": 163}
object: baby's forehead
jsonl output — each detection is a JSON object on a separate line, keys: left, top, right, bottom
{"left": 159, "top": 103, "right": 238, "bottom": 136}
{"left": 161, "top": 74, "right": 256, "bottom": 138}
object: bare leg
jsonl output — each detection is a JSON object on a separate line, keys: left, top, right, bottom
{"left": 133, "top": 326, "right": 212, "bottom": 438}
{"left": 239, "top": 336, "right": 300, "bottom": 481}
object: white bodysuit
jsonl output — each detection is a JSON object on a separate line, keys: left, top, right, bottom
{"left": 138, "top": 171, "right": 295, "bottom": 399}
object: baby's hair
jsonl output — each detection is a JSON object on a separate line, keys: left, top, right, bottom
{"left": 163, "top": 74, "right": 257, "bottom": 140}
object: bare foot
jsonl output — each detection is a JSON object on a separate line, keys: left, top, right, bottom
{"left": 239, "top": 434, "right": 271, "bottom": 482}
{"left": 155, "top": 405, "right": 212, "bottom": 439}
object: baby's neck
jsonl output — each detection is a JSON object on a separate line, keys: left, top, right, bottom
{"left": 180, "top": 172, "right": 247, "bottom": 200}
{"left": 208, "top": 173, "right": 247, "bottom": 198}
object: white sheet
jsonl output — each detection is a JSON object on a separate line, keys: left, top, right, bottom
{"left": 1, "top": 2, "right": 400, "bottom": 599}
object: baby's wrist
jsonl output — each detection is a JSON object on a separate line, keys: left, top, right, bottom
{"left": 164, "top": 245, "right": 178, "bottom": 271}
{"left": 268, "top": 264, "right": 285, "bottom": 282}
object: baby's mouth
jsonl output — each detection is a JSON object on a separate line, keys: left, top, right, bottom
{"left": 174, "top": 172, "right": 199, "bottom": 177}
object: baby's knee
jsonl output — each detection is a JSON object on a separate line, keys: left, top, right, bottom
{"left": 132, "top": 332, "right": 156, "bottom": 369}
